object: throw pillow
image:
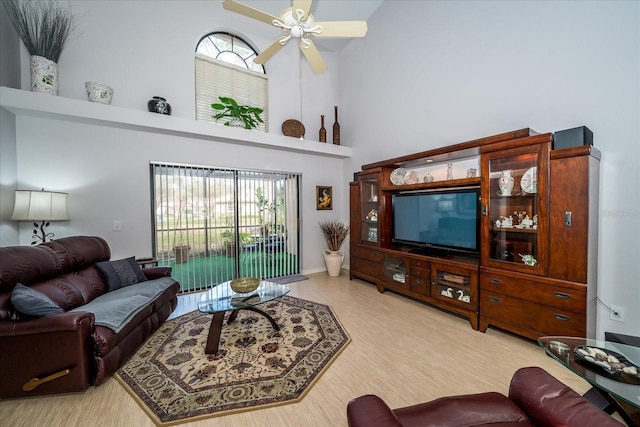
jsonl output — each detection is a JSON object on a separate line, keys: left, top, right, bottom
{"left": 96, "top": 256, "right": 147, "bottom": 292}
{"left": 11, "top": 283, "right": 65, "bottom": 317}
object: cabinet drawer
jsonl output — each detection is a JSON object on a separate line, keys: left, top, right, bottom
{"left": 351, "top": 256, "right": 380, "bottom": 278}
{"left": 351, "top": 246, "right": 382, "bottom": 262}
{"left": 410, "top": 259, "right": 429, "bottom": 269}
{"left": 480, "top": 271, "right": 585, "bottom": 313}
{"left": 410, "top": 267, "right": 430, "bottom": 280}
{"left": 409, "top": 274, "right": 430, "bottom": 296}
{"left": 480, "top": 291, "right": 585, "bottom": 337}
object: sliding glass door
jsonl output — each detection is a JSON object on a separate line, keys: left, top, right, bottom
{"left": 151, "top": 163, "right": 300, "bottom": 293}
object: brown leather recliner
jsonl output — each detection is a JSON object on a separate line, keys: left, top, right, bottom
{"left": 347, "top": 367, "right": 623, "bottom": 427}
{"left": 0, "top": 236, "right": 180, "bottom": 398}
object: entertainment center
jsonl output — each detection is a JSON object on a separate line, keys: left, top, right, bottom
{"left": 350, "top": 128, "right": 600, "bottom": 340}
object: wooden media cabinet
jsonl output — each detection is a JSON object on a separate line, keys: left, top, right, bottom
{"left": 350, "top": 128, "right": 600, "bottom": 340}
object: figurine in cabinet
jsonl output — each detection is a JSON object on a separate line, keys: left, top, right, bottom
{"left": 456, "top": 289, "right": 470, "bottom": 303}
{"left": 500, "top": 216, "right": 513, "bottom": 228}
{"left": 519, "top": 254, "right": 537, "bottom": 266}
{"left": 520, "top": 215, "right": 533, "bottom": 228}
{"left": 514, "top": 211, "right": 527, "bottom": 224}
{"left": 441, "top": 287, "right": 454, "bottom": 298}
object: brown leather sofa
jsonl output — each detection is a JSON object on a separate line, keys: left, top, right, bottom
{"left": 347, "top": 367, "right": 623, "bottom": 427}
{"left": 0, "top": 236, "right": 180, "bottom": 398}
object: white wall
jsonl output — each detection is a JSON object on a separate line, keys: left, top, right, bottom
{"left": 13, "top": 114, "right": 346, "bottom": 272}
{"left": 18, "top": 1, "right": 341, "bottom": 135}
{"left": 340, "top": 1, "right": 640, "bottom": 338}
{"left": 0, "top": 4, "right": 21, "bottom": 245}
{"left": 2, "top": 0, "right": 349, "bottom": 272}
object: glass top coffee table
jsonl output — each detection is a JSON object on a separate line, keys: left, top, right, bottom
{"left": 538, "top": 336, "right": 640, "bottom": 426}
{"left": 198, "top": 280, "right": 289, "bottom": 355}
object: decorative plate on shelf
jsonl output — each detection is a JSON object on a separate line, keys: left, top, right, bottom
{"left": 281, "top": 119, "right": 305, "bottom": 138}
{"left": 390, "top": 168, "right": 407, "bottom": 185}
{"left": 520, "top": 167, "right": 537, "bottom": 193}
{"left": 404, "top": 171, "right": 420, "bottom": 185}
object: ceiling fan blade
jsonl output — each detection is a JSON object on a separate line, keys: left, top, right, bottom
{"left": 300, "top": 39, "right": 327, "bottom": 74}
{"left": 254, "top": 38, "right": 288, "bottom": 64}
{"left": 292, "top": 0, "right": 312, "bottom": 19}
{"left": 314, "top": 21, "right": 368, "bottom": 38}
{"left": 222, "top": 0, "right": 279, "bottom": 25}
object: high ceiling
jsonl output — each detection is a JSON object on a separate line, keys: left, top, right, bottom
{"left": 224, "top": 0, "right": 385, "bottom": 52}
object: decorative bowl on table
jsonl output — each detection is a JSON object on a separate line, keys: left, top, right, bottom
{"left": 230, "top": 277, "right": 260, "bottom": 293}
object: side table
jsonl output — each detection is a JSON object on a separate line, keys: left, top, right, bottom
{"left": 136, "top": 257, "right": 159, "bottom": 268}
{"left": 538, "top": 336, "right": 640, "bottom": 427}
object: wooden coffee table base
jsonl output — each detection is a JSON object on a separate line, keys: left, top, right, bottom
{"left": 205, "top": 307, "right": 280, "bottom": 354}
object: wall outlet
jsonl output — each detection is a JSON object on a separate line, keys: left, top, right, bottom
{"left": 112, "top": 220, "right": 122, "bottom": 232}
{"left": 610, "top": 304, "right": 625, "bottom": 322}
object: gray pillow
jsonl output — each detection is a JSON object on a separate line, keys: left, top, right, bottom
{"left": 11, "top": 283, "right": 64, "bottom": 317}
{"left": 96, "top": 256, "right": 147, "bottom": 292}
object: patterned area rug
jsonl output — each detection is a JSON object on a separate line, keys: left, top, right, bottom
{"left": 115, "top": 295, "right": 350, "bottom": 426}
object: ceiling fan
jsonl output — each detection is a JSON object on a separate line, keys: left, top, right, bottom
{"left": 222, "top": 0, "right": 368, "bottom": 73}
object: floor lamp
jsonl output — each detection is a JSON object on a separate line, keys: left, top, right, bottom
{"left": 11, "top": 189, "right": 69, "bottom": 245}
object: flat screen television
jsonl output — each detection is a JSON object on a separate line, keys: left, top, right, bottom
{"left": 392, "top": 187, "right": 481, "bottom": 256}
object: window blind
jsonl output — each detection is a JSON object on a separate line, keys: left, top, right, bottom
{"left": 195, "top": 53, "right": 269, "bottom": 132}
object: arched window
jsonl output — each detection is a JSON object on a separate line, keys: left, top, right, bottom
{"left": 195, "top": 32, "right": 268, "bottom": 131}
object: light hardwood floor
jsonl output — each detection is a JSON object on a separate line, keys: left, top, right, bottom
{"left": 0, "top": 272, "right": 603, "bottom": 426}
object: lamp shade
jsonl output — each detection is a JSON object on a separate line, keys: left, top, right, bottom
{"left": 11, "top": 190, "right": 69, "bottom": 221}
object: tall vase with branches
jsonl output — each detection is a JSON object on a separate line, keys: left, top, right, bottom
{"left": 319, "top": 220, "right": 350, "bottom": 277}
{"left": 3, "top": 0, "right": 76, "bottom": 95}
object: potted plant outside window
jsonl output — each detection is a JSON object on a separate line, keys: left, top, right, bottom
{"left": 211, "top": 96, "right": 264, "bottom": 130}
{"left": 319, "top": 220, "right": 350, "bottom": 277}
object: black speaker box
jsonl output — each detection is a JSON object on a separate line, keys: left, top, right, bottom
{"left": 553, "top": 126, "right": 593, "bottom": 150}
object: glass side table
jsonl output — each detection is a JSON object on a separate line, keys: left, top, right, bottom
{"left": 538, "top": 336, "right": 640, "bottom": 427}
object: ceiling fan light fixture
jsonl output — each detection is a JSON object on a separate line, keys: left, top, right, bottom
{"left": 223, "top": 0, "right": 368, "bottom": 74}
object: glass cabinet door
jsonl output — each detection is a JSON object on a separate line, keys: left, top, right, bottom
{"left": 481, "top": 144, "right": 549, "bottom": 275}
{"left": 360, "top": 178, "right": 380, "bottom": 245}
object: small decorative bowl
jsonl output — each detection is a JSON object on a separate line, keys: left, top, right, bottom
{"left": 230, "top": 277, "right": 260, "bottom": 293}
{"left": 85, "top": 81, "right": 113, "bottom": 105}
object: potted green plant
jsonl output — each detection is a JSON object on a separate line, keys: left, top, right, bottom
{"left": 211, "top": 96, "right": 264, "bottom": 129}
{"left": 319, "top": 220, "right": 350, "bottom": 277}
{"left": 221, "top": 230, "right": 251, "bottom": 257}
{"left": 4, "top": 0, "right": 76, "bottom": 95}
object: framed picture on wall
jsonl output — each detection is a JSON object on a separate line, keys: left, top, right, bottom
{"left": 316, "top": 186, "right": 332, "bottom": 210}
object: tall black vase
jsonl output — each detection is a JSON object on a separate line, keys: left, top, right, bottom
{"left": 148, "top": 96, "right": 172, "bottom": 115}
{"left": 319, "top": 115, "right": 327, "bottom": 143}
{"left": 332, "top": 106, "right": 340, "bottom": 145}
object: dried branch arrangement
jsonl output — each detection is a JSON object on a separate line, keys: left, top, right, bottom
{"left": 319, "top": 220, "right": 350, "bottom": 251}
{"left": 3, "top": 0, "right": 76, "bottom": 62}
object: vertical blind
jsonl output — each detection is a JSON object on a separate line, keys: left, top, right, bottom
{"left": 151, "top": 163, "right": 299, "bottom": 293}
{"left": 195, "top": 53, "right": 269, "bottom": 132}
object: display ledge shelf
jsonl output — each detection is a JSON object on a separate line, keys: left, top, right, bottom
{"left": 381, "top": 177, "right": 481, "bottom": 192}
{"left": 0, "top": 87, "right": 352, "bottom": 159}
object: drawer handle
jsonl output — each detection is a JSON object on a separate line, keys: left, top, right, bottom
{"left": 416, "top": 279, "right": 424, "bottom": 285}
{"left": 554, "top": 313, "right": 571, "bottom": 322}
{"left": 489, "top": 278, "right": 502, "bottom": 284}
{"left": 554, "top": 292, "right": 572, "bottom": 299}
{"left": 489, "top": 296, "right": 502, "bottom": 303}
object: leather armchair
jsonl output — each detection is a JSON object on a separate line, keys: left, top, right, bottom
{"left": 347, "top": 367, "right": 623, "bottom": 427}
